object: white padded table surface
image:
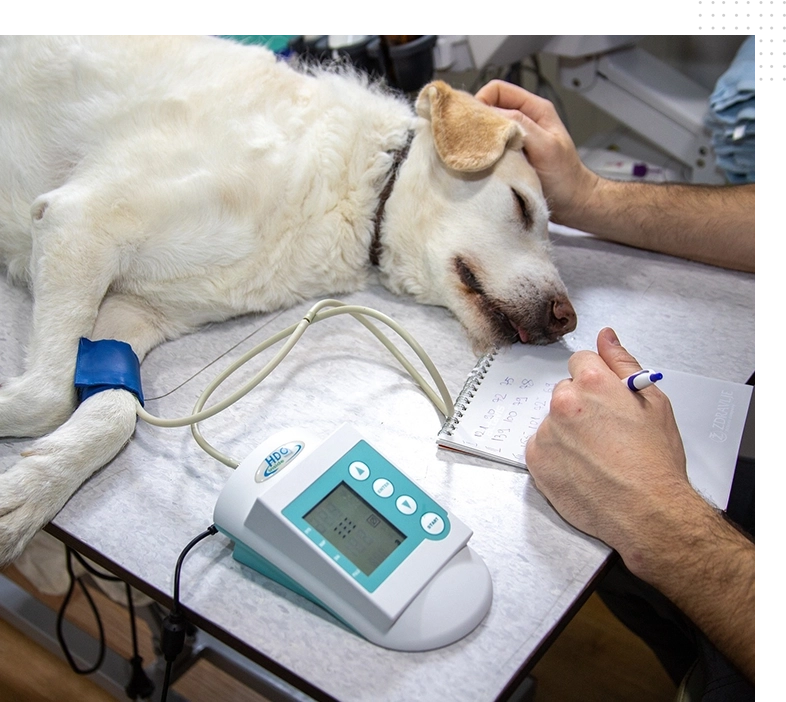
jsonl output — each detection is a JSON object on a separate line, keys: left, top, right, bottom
{"left": 0, "top": 228, "right": 754, "bottom": 701}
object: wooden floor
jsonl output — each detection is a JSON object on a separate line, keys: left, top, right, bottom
{"left": 0, "top": 564, "right": 676, "bottom": 702}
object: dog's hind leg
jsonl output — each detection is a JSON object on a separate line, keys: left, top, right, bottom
{"left": 0, "top": 188, "right": 124, "bottom": 438}
{"left": 0, "top": 292, "right": 168, "bottom": 566}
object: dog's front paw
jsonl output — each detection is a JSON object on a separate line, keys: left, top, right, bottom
{"left": 0, "top": 453, "right": 74, "bottom": 567}
{"left": 0, "top": 373, "right": 76, "bottom": 438}
{"left": 0, "top": 388, "right": 139, "bottom": 566}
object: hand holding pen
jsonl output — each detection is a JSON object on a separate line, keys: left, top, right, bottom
{"left": 623, "top": 369, "right": 664, "bottom": 391}
{"left": 525, "top": 327, "right": 687, "bottom": 559}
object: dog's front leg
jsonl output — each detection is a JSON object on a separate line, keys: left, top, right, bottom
{"left": 0, "top": 388, "right": 138, "bottom": 566}
{"left": 0, "top": 292, "right": 169, "bottom": 566}
{"left": 0, "top": 190, "right": 120, "bottom": 438}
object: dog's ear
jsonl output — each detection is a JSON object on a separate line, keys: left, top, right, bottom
{"left": 416, "top": 80, "right": 524, "bottom": 172}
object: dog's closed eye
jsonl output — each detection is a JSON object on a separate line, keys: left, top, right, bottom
{"left": 512, "top": 190, "right": 532, "bottom": 229}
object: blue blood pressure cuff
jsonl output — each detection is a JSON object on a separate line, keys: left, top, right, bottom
{"left": 74, "top": 337, "right": 144, "bottom": 406}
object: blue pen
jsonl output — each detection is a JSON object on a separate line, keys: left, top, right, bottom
{"left": 623, "top": 369, "right": 663, "bottom": 391}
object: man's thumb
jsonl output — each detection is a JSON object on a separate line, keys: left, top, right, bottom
{"left": 596, "top": 327, "right": 643, "bottom": 380}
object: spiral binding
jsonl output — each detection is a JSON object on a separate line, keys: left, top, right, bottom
{"left": 438, "top": 348, "right": 499, "bottom": 437}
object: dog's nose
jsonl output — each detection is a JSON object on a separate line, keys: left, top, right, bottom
{"left": 549, "top": 297, "right": 577, "bottom": 337}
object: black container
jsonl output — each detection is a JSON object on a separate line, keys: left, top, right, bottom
{"left": 387, "top": 35, "right": 438, "bottom": 93}
{"left": 368, "top": 35, "right": 437, "bottom": 93}
{"left": 289, "top": 35, "right": 437, "bottom": 93}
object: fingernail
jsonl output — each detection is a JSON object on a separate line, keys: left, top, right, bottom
{"left": 601, "top": 327, "right": 620, "bottom": 345}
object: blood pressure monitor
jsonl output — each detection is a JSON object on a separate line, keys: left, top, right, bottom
{"left": 213, "top": 424, "right": 492, "bottom": 651}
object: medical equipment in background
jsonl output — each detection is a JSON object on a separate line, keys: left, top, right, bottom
{"left": 435, "top": 35, "right": 728, "bottom": 184}
{"left": 288, "top": 35, "right": 439, "bottom": 93}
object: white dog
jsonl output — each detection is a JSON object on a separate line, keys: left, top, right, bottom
{"left": 0, "top": 36, "right": 576, "bottom": 566}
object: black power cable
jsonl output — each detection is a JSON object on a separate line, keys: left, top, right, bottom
{"left": 159, "top": 524, "right": 219, "bottom": 702}
{"left": 56, "top": 546, "right": 155, "bottom": 698}
{"left": 124, "top": 580, "right": 156, "bottom": 699}
{"left": 56, "top": 548, "right": 108, "bottom": 675}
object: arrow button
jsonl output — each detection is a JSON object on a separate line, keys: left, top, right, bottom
{"left": 396, "top": 495, "right": 417, "bottom": 515}
{"left": 348, "top": 461, "right": 370, "bottom": 481}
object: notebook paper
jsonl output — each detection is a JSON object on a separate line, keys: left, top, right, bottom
{"left": 437, "top": 344, "right": 752, "bottom": 509}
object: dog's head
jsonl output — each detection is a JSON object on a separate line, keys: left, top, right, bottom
{"left": 380, "top": 81, "right": 576, "bottom": 351}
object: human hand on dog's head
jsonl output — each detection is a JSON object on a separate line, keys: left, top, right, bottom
{"left": 475, "top": 80, "right": 600, "bottom": 228}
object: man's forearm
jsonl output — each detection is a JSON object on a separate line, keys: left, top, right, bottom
{"left": 622, "top": 490, "right": 755, "bottom": 683}
{"left": 565, "top": 180, "right": 755, "bottom": 273}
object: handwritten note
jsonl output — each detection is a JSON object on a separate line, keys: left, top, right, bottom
{"left": 438, "top": 344, "right": 572, "bottom": 468}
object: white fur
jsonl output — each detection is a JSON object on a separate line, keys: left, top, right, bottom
{"left": 0, "top": 36, "right": 575, "bottom": 565}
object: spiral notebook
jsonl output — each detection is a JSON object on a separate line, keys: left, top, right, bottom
{"left": 437, "top": 344, "right": 753, "bottom": 509}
